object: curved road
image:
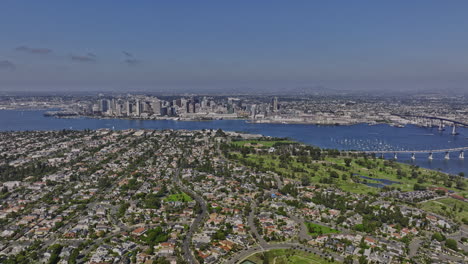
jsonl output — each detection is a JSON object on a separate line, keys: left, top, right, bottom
{"left": 233, "top": 201, "right": 343, "bottom": 264}
{"left": 290, "top": 215, "right": 312, "bottom": 242}
{"left": 174, "top": 169, "right": 208, "bottom": 264}
{"left": 247, "top": 201, "right": 267, "bottom": 248}
{"left": 224, "top": 242, "right": 343, "bottom": 264}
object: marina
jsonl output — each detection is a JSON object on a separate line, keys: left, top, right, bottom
{"left": 1, "top": 109, "right": 467, "bottom": 176}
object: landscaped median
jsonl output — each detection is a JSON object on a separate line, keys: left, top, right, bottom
{"left": 305, "top": 222, "right": 340, "bottom": 237}
{"left": 164, "top": 192, "right": 193, "bottom": 202}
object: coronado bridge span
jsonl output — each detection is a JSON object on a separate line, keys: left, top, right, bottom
{"left": 350, "top": 147, "right": 467, "bottom": 160}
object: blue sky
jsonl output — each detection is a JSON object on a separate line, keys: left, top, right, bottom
{"left": 1, "top": 0, "right": 468, "bottom": 92}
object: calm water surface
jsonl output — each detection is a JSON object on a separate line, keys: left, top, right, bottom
{"left": 1, "top": 110, "right": 467, "bottom": 176}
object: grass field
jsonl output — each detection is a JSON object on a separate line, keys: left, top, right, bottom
{"left": 421, "top": 197, "right": 468, "bottom": 224}
{"left": 244, "top": 249, "right": 337, "bottom": 264}
{"left": 164, "top": 193, "right": 193, "bottom": 202}
{"left": 229, "top": 145, "right": 467, "bottom": 195}
{"left": 305, "top": 222, "right": 340, "bottom": 236}
{"left": 231, "top": 139, "right": 295, "bottom": 148}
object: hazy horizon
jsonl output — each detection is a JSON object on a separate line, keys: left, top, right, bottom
{"left": 1, "top": 1, "right": 468, "bottom": 93}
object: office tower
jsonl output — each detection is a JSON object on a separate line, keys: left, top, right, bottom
{"left": 136, "top": 99, "right": 141, "bottom": 116}
{"left": 175, "top": 98, "right": 182, "bottom": 107}
{"left": 151, "top": 100, "right": 161, "bottom": 115}
{"left": 109, "top": 99, "right": 116, "bottom": 115}
{"left": 160, "top": 107, "right": 168, "bottom": 116}
{"left": 250, "top": 104, "right": 256, "bottom": 119}
{"left": 170, "top": 107, "right": 177, "bottom": 116}
{"left": 201, "top": 97, "right": 207, "bottom": 109}
{"left": 100, "top": 99, "right": 109, "bottom": 113}
{"left": 126, "top": 100, "right": 132, "bottom": 116}
{"left": 115, "top": 101, "right": 122, "bottom": 116}
{"left": 142, "top": 101, "right": 150, "bottom": 113}
{"left": 272, "top": 97, "right": 278, "bottom": 112}
{"left": 180, "top": 99, "right": 187, "bottom": 112}
{"left": 92, "top": 104, "right": 100, "bottom": 113}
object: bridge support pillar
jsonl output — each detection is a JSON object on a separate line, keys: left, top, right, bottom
{"left": 428, "top": 152, "right": 433, "bottom": 160}
{"left": 451, "top": 124, "right": 458, "bottom": 135}
{"left": 444, "top": 152, "right": 450, "bottom": 160}
{"left": 393, "top": 153, "right": 397, "bottom": 160}
{"left": 438, "top": 120, "right": 444, "bottom": 131}
{"left": 380, "top": 153, "right": 384, "bottom": 159}
{"left": 411, "top": 153, "right": 415, "bottom": 160}
{"left": 460, "top": 151, "right": 465, "bottom": 159}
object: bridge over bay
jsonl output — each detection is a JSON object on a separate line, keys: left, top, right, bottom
{"left": 351, "top": 147, "right": 468, "bottom": 154}
{"left": 395, "top": 114, "right": 468, "bottom": 127}
{"left": 349, "top": 147, "right": 467, "bottom": 160}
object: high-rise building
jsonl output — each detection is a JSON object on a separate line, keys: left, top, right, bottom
{"left": 115, "top": 101, "right": 122, "bottom": 116}
{"left": 100, "top": 99, "right": 109, "bottom": 113}
{"left": 272, "top": 97, "right": 278, "bottom": 112}
{"left": 142, "top": 101, "right": 150, "bottom": 113}
{"left": 169, "top": 107, "right": 177, "bottom": 116}
{"left": 135, "top": 99, "right": 141, "bottom": 116}
{"left": 151, "top": 100, "right": 161, "bottom": 115}
{"left": 250, "top": 104, "right": 256, "bottom": 119}
{"left": 92, "top": 104, "right": 100, "bottom": 113}
{"left": 200, "top": 97, "right": 207, "bottom": 109}
{"left": 126, "top": 100, "right": 132, "bottom": 116}
{"left": 160, "top": 107, "right": 168, "bottom": 116}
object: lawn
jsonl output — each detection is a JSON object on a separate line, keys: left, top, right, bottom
{"left": 421, "top": 197, "right": 468, "bottom": 224}
{"left": 229, "top": 148, "right": 467, "bottom": 195}
{"left": 244, "top": 249, "right": 337, "bottom": 264}
{"left": 231, "top": 139, "right": 295, "bottom": 148}
{"left": 305, "top": 222, "right": 340, "bottom": 236}
{"left": 164, "top": 193, "right": 193, "bottom": 202}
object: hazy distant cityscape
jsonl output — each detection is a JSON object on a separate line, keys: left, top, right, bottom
{"left": 1, "top": 94, "right": 467, "bottom": 128}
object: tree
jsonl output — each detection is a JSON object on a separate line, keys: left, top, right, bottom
{"left": 215, "top": 129, "right": 226, "bottom": 137}
{"left": 241, "top": 148, "right": 250, "bottom": 158}
{"left": 329, "top": 171, "right": 339, "bottom": 178}
{"left": 344, "top": 255, "right": 354, "bottom": 264}
{"left": 301, "top": 175, "right": 310, "bottom": 186}
{"left": 445, "top": 239, "right": 458, "bottom": 251}
{"left": 455, "top": 179, "right": 466, "bottom": 190}
{"left": 68, "top": 247, "right": 81, "bottom": 264}
{"left": 47, "top": 244, "right": 63, "bottom": 264}
{"left": 143, "top": 226, "right": 169, "bottom": 245}
{"left": 413, "top": 183, "right": 426, "bottom": 191}
{"left": 358, "top": 255, "right": 368, "bottom": 264}
{"left": 431, "top": 232, "right": 445, "bottom": 242}
{"left": 144, "top": 194, "right": 161, "bottom": 209}
{"left": 344, "top": 158, "right": 352, "bottom": 167}
{"left": 262, "top": 252, "right": 270, "bottom": 264}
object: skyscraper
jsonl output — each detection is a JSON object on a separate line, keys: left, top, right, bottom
{"left": 136, "top": 99, "right": 141, "bottom": 116}
{"left": 126, "top": 100, "right": 132, "bottom": 116}
{"left": 100, "top": 99, "right": 109, "bottom": 113}
{"left": 272, "top": 97, "right": 278, "bottom": 112}
{"left": 151, "top": 100, "right": 161, "bottom": 115}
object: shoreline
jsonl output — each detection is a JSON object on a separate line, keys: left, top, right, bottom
{"left": 2, "top": 108, "right": 466, "bottom": 128}
{"left": 45, "top": 113, "right": 393, "bottom": 127}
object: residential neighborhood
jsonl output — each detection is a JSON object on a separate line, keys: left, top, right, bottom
{"left": 0, "top": 129, "right": 467, "bottom": 263}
